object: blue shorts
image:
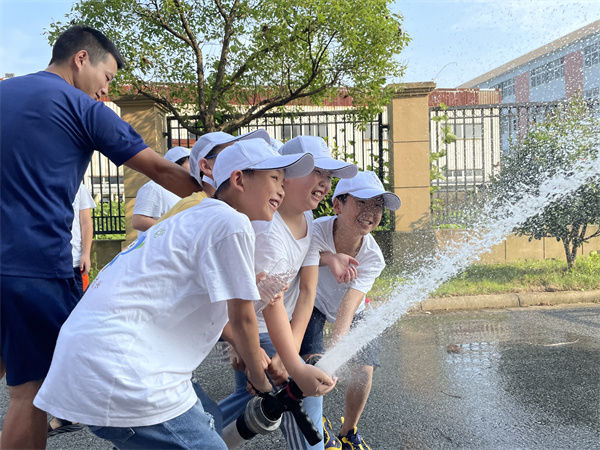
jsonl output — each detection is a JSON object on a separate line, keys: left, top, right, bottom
{"left": 89, "top": 398, "right": 227, "bottom": 450}
{"left": 0, "top": 275, "right": 80, "bottom": 386}
{"left": 73, "top": 266, "right": 84, "bottom": 299}
{"left": 300, "top": 307, "right": 381, "bottom": 368}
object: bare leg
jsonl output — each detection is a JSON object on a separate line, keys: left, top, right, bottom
{"left": 1, "top": 380, "right": 47, "bottom": 449}
{"left": 339, "top": 365, "right": 373, "bottom": 436}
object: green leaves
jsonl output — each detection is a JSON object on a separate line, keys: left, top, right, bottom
{"left": 490, "top": 96, "right": 600, "bottom": 269}
{"left": 47, "top": 0, "right": 409, "bottom": 135}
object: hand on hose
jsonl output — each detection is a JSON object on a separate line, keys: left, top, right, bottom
{"left": 266, "top": 353, "right": 289, "bottom": 386}
{"left": 290, "top": 364, "right": 337, "bottom": 398}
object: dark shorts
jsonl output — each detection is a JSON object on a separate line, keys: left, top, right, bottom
{"left": 300, "top": 307, "right": 381, "bottom": 368}
{"left": 0, "top": 275, "right": 80, "bottom": 386}
{"left": 73, "top": 266, "right": 84, "bottom": 299}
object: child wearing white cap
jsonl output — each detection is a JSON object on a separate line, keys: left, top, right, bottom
{"left": 156, "top": 129, "right": 269, "bottom": 223}
{"left": 34, "top": 139, "right": 324, "bottom": 450}
{"left": 220, "top": 135, "right": 358, "bottom": 450}
{"left": 300, "top": 170, "right": 401, "bottom": 450}
{"left": 131, "top": 146, "right": 191, "bottom": 235}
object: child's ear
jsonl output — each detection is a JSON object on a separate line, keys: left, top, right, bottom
{"left": 229, "top": 170, "right": 245, "bottom": 192}
{"left": 332, "top": 197, "right": 343, "bottom": 215}
{"left": 198, "top": 158, "right": 213, "bottom": 177}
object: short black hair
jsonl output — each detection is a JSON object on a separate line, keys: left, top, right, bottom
{"left": 50, "top": 25, "right": 125, "bottom": 69}
{"left": 175, "top": 156, "right": 189, "bottom": 166}
{"left": 335, "top": 193, "right": 349, "bottom": 204}
{"left": 213, "top": 169, "right": 254, "bottom": 199}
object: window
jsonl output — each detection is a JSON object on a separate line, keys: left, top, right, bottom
{"left": 364, "top": 124, "right": 379, "bottom": 141}
{"left": 282, "top": 124, "right": 302, "bottom": 140}
{"left": 495, "top": 78, "right": 515, "bottom": 98}
{"left": 303, "top": 124, "right": 328, "bottom": 138}
{"left": 531, "top": 57, "right": 565, "bottom": 87}
{"left": 453, "top": 123, "right": 483, "bottom": 139}
{"left": 584, "top": 42, "right": 600, "bottom": 68}
{"left": 584, "top": 87, "right": 600, "bottom": 100}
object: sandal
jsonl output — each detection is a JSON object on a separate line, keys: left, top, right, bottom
{"left": 47, "top": 418, "right": 85, "bottom": 437}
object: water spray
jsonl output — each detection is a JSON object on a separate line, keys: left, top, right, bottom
{"left": 317, "top": 154, "right": 600, "bottom": 376}
{"left": 222, "top": 378, "right": 322, "bottom": 449}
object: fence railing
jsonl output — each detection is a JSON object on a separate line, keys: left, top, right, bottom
{"left": 167, "top": 109, "right": 389, "bottom": 183}
{"left": 430, "top": 99, "right": 600, "bottom": 227}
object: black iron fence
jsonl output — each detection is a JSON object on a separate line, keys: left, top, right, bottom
{"left": 167, "top": 110, "right": 389, "bottom": 184}
{"left": 430, "top": 99, "right": 600, "bottom": 227}
{"left": 86, "top": 151, "right": 126, "bottom": 235}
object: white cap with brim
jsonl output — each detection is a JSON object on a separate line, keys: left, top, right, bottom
{"left": 189, "top": 129, "right": 270, "bottom": 183}
{"left": 333, "top": 170, "right": 401, "bottom": 211}
{"left": 280, "top": 135, "right": 358, "bottom": 179}
{"left": 213, "top": 138, "right": 315, "bottom": 189}
{"left": 164, "top": 146, "right": 191, "bottom": 163}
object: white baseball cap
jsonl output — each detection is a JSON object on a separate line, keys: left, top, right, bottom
{"left": 333, "top": 170, "right": 401, "bottom": 211}
{"left": 189, "top": 129, "right": 270, "bottom": 183}
{"left": 164, "top": 146, "right": 191, "bottom": 163}
{"left": 279, "top": 135, "right": 358, "bottom": 179}
{"left": 213, "top": 138, "right": 315, "bottom": 189}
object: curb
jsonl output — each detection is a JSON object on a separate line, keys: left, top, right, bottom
{"left": 415, "top": 290, "right": 600, "bottom": 312}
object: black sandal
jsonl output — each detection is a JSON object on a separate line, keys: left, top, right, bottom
{"left": 47, "top": 418, "right": 85, "bottom": 437}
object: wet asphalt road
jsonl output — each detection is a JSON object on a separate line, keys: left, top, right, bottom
{"left": 2, "top": 303, "right": 599, "bottom": 449}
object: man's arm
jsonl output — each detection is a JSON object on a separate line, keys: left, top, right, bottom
{"left": 79, "top": 208, "right": 94, "bottom": 275}
{"left": 124, "top": 147, "right": 201, "bottom": 198}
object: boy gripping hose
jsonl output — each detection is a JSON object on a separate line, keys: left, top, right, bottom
{"left": 158, "top": 129, "right": 270, "bottom": 221}
{"left": 34, "top": 139, "right": 318, "bottom": 450}
{"left": 300, "top": 171, "right": 401, "bottom": 450}
{"left": 219, "top": 135, "right": 357, "bottom": 450}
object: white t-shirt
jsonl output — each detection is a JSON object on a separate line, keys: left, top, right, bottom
{"left": 34, "top": 198, "right": 260, "bottom": 427}
{"left": 133, "top": 180, "right": 181, "bottom": 235}
{"left": 310, "top": 216, "right": 385, "bottom": 323}
{"left": 253, "top": 211, "right": 319, "bottom": 333}
{"left": 70, "top": 184, "right": 96, "bottom": 267}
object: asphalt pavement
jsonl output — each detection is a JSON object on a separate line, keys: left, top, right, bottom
{"left": 1, "top": 296, "right": 599, "bottom": 449}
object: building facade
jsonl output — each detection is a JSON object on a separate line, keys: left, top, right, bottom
{"left": 459, "top": 20, "right": 600, "bottom": 103}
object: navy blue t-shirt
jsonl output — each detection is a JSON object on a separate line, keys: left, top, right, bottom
{"left": 0, "top": 71, "right": 147, "bottom": 278}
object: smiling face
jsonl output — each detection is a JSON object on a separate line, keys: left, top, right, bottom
{"left": 242, "top": 169, "right": 285, "bottom": 221}
{"left": 283, "top": 168, "right": 333, "bottom": 212}
{"left": 74, "top": 51, "right": 118, "bottom": 100}
{"left": 334, "top": 195, "right": 384, "bottom": 236}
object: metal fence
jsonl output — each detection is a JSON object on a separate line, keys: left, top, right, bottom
{"left": 430, "top": 99, "right": 600, "bottom": 226}
{"left": 86, "top": 151, "right": 126, "bottom": 235}
{"left": 167, "top": 109, "right": 390, "bottom": 185}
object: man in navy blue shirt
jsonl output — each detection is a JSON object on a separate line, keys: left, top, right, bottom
{"left": 0, "top": 25, "right": 200, "bottom": 449}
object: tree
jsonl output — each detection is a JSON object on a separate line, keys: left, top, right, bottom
{"left": 48, "top": 0, "right": 409, "bottom": 135}
{"left": 490, "top": 96, "right": 600, "bottom": 269}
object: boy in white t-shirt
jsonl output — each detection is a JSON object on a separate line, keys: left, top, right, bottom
{"left": 34, "top": 139, "right": 323, "bottom": 450}
{"left": 157, "top": 129, "right": 270, "bottom": 222}
{"left": 219, "top": 135, "right": 358, "bottom": 450}
{"left": 70, "top": 183, "right": 96, "bottom": 298}
{"left": 300, "top": 171, "right": 401, "bottom": 450}
{"left": 132, "top": 146, "right": 191, "bottom": 235}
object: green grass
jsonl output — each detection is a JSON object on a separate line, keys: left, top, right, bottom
{"left": 368, "top": 252, "right": 600, "bottom": 301}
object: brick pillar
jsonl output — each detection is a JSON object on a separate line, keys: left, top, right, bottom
{"left": 384, "top": 82, "right": 437, "bottom": 269}
{"left": 112, "top": 95, "right": 168, "bottom": 245}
